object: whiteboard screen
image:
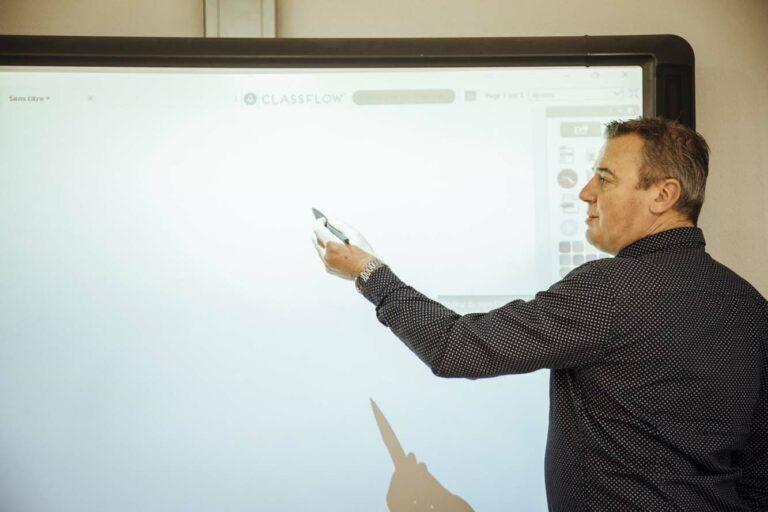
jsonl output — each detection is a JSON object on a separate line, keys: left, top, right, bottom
{"left": 0, "top": 65, "right": 643, "bottom": 511}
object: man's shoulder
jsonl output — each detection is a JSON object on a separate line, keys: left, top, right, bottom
{"left": 578, "top": 250, "right": 767, "bottom": 308}
{"left": 704, "top": 254, "right": 768, "bottom": 304}
{"left": 574, "top": 255, "right": 654, "bottom": 287}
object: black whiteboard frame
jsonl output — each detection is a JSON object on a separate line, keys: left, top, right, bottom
{"left": 0, "top": 34, "right": 695, "bottom": 128}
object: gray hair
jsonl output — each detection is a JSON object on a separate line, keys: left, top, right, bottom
{"left": 604, "top": 117, "right": 710, "bottom": 225}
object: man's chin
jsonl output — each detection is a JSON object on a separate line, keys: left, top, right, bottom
{"left": 585, "top": 228, "right": 601, "bottom": 251}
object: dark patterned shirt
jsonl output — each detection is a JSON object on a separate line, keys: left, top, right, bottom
{"left": 360, "top": 227, "right": 768, "bottom": 511}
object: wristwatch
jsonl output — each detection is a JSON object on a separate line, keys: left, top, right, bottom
{"left": 355, "top": 257, "right": 385, "bottom": 293}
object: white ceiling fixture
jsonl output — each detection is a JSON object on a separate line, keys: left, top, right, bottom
{"left": 204, "top": 0, "right": 276, "bottom": 38}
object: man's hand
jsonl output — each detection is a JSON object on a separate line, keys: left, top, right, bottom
{"left": 312, "top": 216, "right": 378, "bottom": 281}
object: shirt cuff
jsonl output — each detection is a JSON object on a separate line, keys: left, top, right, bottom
{"left": 359, "top": 264, "right": 406, "bottom": 306}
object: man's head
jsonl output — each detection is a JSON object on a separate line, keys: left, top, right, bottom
{"left": 578, "top": 117, "right": 710, "bottom": 255}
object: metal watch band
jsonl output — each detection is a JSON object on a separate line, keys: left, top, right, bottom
{"left": 355, "top": 258, "right": 385, "bottom": 293}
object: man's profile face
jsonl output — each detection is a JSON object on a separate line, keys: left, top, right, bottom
{"left": 578, "top": 134, "right": 657, "bottom": 255}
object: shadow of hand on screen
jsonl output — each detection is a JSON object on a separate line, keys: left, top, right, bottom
{"left": 386, "top": 452, "right": 475, "bottom": 512}
{"left": 370, "top": 399, "right": 474, "bottom": 512}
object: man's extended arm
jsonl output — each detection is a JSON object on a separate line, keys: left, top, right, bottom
{"left": 359, "top": 262, "right": 615, "bottom": 379}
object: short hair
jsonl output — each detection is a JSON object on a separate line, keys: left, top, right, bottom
{"left": 603, "top": 117, "right": 710, "bottom": 225}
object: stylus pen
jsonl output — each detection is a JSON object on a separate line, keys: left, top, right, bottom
{"left": 312, "top": 207, "right": 350, "bottom": 244}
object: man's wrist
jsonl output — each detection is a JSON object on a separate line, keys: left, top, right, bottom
{"left": 355, "top": 257, "right": 385, "bottom": 293}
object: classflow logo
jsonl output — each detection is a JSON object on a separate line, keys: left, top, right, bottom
{"left": 242, "top": 91, "right": 344, "bottom": 106}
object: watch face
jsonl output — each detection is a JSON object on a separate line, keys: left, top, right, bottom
{"left": 357, "top": 261, "right": 380, "bottom": 290}
{"left": 366, "top": 261, "right": 381, "bottom": 277}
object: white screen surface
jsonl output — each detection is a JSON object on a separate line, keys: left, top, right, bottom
{"left": 0, "top": 65, "right": 642, "bottom": 511}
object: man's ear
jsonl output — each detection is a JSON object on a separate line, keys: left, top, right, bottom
{"left": 650, "top": 178, "right": 683, "bottom": 215}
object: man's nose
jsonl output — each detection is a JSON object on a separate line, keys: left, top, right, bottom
{"left": 579, "top": 176, "right": 595, "bottom": 203}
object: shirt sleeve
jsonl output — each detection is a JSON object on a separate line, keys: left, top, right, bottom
{"left": 360, "top": 262, "right": 615, "bottom": 379}
{"left": 736, "top": 313, "right": 768, "bottom": 508}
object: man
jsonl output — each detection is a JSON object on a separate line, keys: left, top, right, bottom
{"left": 312, "top": 117, "right": 768, "bottom": 511}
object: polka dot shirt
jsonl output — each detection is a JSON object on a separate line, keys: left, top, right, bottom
{"left": 360, "top": 227, "right": 768, "bottom": 511}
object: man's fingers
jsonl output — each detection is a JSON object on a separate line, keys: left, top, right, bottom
{"left": 311, "top": 234, "right": 326, "bottom": 260}
{"left": 311, "top": 216, "right": 359, "bottom": 281}
{"left": 312, "top": 234, "right": 348, "bottom": 277}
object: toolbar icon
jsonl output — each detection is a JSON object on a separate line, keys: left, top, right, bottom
{"left": 560, "top": 194, "right": 579, "bottom": 214}
{"left": 557, "top": 168, "right": 579, "bottom": 189}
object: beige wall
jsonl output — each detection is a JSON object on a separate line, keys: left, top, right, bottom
{"left": 2, "top": 0, "right": 767, "bottom": 294}
{"left": 0, "top": 0, "right": 204, "bottom": 37}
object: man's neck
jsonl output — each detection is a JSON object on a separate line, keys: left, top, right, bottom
{"left": 644, "top": 215, "right": 695, "bottom": 238}
{"left": 610, "top": 216, "right": 696, "bottom": 256}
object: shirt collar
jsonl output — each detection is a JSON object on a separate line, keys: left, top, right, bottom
{"left": 616, "top": 227, "right": 706, "bottom": 258}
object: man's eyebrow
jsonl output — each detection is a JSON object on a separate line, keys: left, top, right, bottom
{"left": 595, "top": 167, "right": 617, "bottom": 177}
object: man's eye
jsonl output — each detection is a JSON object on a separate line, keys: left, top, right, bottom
{"left": 598, "top": 175, "right": 607, "bottom": 184}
